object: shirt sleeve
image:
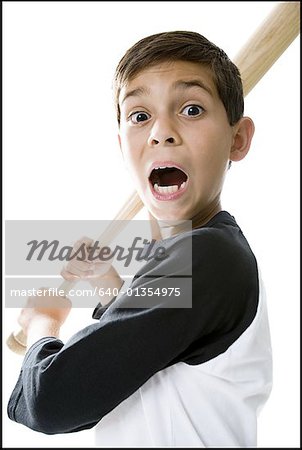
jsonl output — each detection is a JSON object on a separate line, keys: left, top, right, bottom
{"left": 7, "top": 225, "right": 259, "bottom": 434}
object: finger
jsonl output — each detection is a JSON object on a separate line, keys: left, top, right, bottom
{"left": 25, "top": 296, "right": 35, "bottom": 308}
{"left": 31, "top": 288, "right": 72, "bottom": 309}
{"left": 60, "top": 268, "right": 81, "bottom": 281}
{"left": 65, "top": 259, "right": 93, "bottom": 272}
{"left": 67, "top": 260, "right": 95, "bottom": 277}
{"left": 72, "top": 236, "right": 94, "bottom": 258}
{"left": 61, "top": 265, "right": 96, "bottom": 280}
{"left": 89, "top": 262, "right": 112, "bottom": 277}
{"left": 73, "top": 236, "right": 93, "bottom": 248}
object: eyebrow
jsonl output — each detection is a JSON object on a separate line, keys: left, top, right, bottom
{"left": 172, "top": 79, "right": 214, "bottom": 97}
{"left": 121, "top": 86, "right": 150, "bottom": 105}
{"left": 121, "top": 78, "right": 214, "bottom": 105}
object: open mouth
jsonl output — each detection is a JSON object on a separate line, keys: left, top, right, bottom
{"left": 149, "top": 166, "right": 188, "bottom": 196}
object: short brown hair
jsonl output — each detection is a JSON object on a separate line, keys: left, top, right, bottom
{"left": 113, "top": 31, "right": 244, "bottom": 126}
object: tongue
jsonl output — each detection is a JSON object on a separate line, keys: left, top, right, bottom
{"left": 159, "top": 168, "right": 186, "bottom": 187}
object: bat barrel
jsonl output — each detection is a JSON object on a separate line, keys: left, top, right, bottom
{"left": 234, "top": 2, "right": 300, "bottom": 97}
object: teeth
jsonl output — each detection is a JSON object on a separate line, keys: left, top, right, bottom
{"left": 171, "top": 185, "right": 178, "bottom": 193}
{"left": 158, "top": 186, "right": 171, "bottom": 194}
{"left": 153, "top": 184, "right": 184, "bottom": 194}
{"left": 180, "top": 181, "right": 186, "bottom": 190}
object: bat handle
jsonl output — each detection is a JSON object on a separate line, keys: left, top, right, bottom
{"left": 6, "top": 329, "right": 27, "bottom": 355}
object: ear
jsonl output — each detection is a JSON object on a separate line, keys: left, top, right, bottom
{"left": 229, "top": 117, "right": 255, "bottom": 162}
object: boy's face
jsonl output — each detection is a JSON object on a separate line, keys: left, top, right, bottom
{"left": 118, "top": 60, "right": 239, "bottom": 222}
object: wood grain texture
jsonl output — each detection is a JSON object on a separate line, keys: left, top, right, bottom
{"left": 235, "top": 2, "right": 300, "bottom": 96}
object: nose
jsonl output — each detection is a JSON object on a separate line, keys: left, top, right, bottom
{"left": 147, "top": 117, "right": 182, "bottom": 147}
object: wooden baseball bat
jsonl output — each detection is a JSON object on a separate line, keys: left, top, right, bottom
{"left": 7, "top": 2, "right": 300, "bottom": 355}
{"left": 6, "top": 191, "right": 143, "bottom": 355}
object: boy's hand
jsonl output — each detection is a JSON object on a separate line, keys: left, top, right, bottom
{"left": 18, "top": 288, "right": 72, "bottom": 348}
{"left": 60, "top": 236, "right": 123, "bottom": 305}
{"left": 60, "top": 236, "right": 113, "bottom": 281}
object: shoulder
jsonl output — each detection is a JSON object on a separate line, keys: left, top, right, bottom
{"left": 188, "top": 212, "right": 259, "bottom": 323}
{"left": 191, "top": 211, "right": 258, "bottom": 278}
{"left": 145, "top": 211, "right": 258, "bottom": 283}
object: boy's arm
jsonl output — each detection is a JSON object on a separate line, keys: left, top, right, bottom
{"left": 7, "top": 228, "right": 259, "bottom": 435}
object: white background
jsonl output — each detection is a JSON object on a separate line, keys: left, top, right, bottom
{"left": 3, "top": 1, "right": 300, "bottom": 447}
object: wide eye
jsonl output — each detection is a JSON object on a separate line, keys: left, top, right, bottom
{"left": 129, "top": 111, "right": 151, "bottom": 124}
{"left": 181, "top": 105, "right": 204, "bottom": 117}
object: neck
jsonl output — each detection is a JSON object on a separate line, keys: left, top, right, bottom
{"left": 149, "top": 200, "right": 222, "bottom": 240}
{"left": 191, "top": 199, "right": 222, "bottom": 229}
{"left": 157, "top": 219, "right": 192, "bottom": 239}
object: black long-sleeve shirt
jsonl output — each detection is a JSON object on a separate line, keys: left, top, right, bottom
{"left": 7, "top": 211, "right": 272, "bottom": 446}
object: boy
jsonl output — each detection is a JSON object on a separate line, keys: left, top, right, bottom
{"left": 7, "top": 31, "right": 272, "bottom": 447}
